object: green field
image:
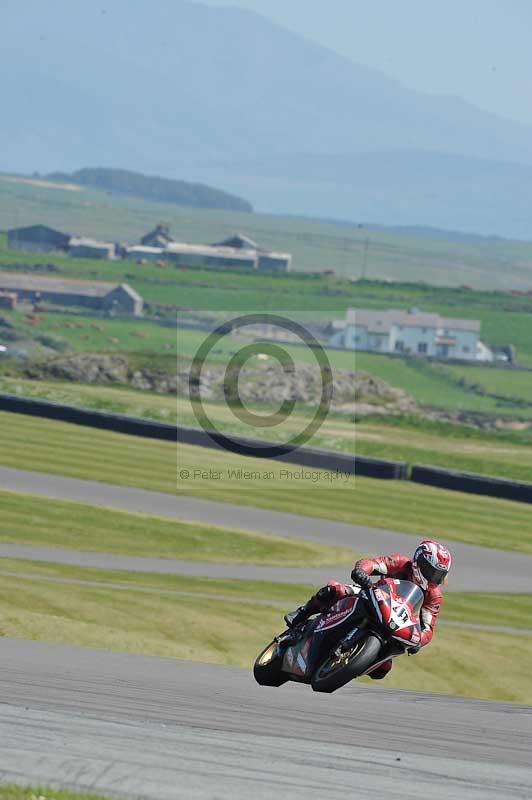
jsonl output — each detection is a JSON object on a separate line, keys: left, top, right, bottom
{"left": 3, "top": 176, "right": 532, "bottom": 289}
{"left": 2, "top": 411, "right": 532, "bottom": 553}
{"left": 2, "top": 306, "right": 532, "bottom": 417}
{"left": 3, "top": 175, "right": 532, "bottom": 378}
{"left": 3, "top": 228, "right": 532, "bottom": 366}
{"left": 0, "top": 308, "right": 177, "bottom": 356}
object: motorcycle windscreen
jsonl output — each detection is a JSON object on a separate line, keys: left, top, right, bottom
{"left": 391, "top": 580, "right": 424, "bottom": 615}
{"left": 373, "top": 580, "right": 423, "bottom": 644}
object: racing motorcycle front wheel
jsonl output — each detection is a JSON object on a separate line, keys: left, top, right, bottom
{"left": 253, "top": 639, "right": 289, "bottom": 687}
{"left": 311, "top": 634, "right": 381, "bottom": 693}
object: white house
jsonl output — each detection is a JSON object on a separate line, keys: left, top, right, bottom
{"left": 330, "top": 308, "right": 493, "bottom": 362}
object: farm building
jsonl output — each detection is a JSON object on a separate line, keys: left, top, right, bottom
{"left": 7, "top": 225, "right": 70, "bottom": 253}
{"left": 0, "top": 291, "right": 17, "bottom": 309}
{"left": 126, "top": 245, "right": 165, "bottom": 262}
{"left": 213, "top": 233, "right": 292, "bottom": 271}
{"left": 132, "top": 228, "right": 292, "bottom": 271}
{"left": 330, "top": 308, "right": 492, "bottom": 362}
{"left": 213, "top": 234, "right": 259, "bottom": 250}
{"left": 0, "top": 273, "right": 143, "bottom": 316}
{"left": 141, "top": 225, "right": 174, "bottom": 248}
{"left": 257, "top": 252, "right": 292, "bottom": 272}
{"left": 165, "top": 242, "right": 257, "bottom": 269}
{"left": 68, "top": 237, "right": 116, "bottom": 260}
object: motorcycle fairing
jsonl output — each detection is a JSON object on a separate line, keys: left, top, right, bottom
{"left": 314, "top": 595, "right": 359, "bottom": 632}
{"left": 281, "top": 596, "right": 363, "bottom": 680}
{"left": 358, "top": 640, "right": 407, "bottom": 676}
{"left": 372, "top": 579, "right": 423, "bottom": 645}
{"left": 282, "top": 636, "right": 312, "bottom": 679}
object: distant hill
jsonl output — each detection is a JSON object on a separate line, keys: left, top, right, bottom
{"left": 45, "top": 168, "right": 253, "bottom": 213}
{"left": 217, "top": 149, "right": 532, "bottom": 239}
{"left": 2, "top": 0, "right": 532, "bottom": 235}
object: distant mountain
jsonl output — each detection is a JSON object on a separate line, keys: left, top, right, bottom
{"left": 45, "top": 168, "right": 252, "bottom": 213}
{"left": 2, "top": 0, "right": 532, "bottom": 236}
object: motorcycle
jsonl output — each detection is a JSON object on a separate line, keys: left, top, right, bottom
{"left": 254, "top": 578, "right": 423, "bottom": 693}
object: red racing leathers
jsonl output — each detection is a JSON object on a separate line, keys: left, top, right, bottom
{"left": 308, "top": 553, "right": 443, "bottom": 679}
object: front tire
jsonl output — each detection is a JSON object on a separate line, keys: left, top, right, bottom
{"left": 311, "top": 634, "right": 381, "bottom": 693}
{"left": 253, "top": 639, "right": 288, "bottom": 687}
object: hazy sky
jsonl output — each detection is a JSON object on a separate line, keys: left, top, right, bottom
{"left": 203, "top": 0, "right": 532, "bottom": 126}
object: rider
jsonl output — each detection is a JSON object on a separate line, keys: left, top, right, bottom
{"left": 284, "top": 539, "right": 452, "bottom": 680}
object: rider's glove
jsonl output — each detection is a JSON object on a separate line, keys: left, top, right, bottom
{"left": 350, "top": 567, "right": 372, "bottom": 591}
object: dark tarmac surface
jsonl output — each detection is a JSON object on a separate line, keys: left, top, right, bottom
{"left": 0, "top": 639, "right": 530, "bottom": 799}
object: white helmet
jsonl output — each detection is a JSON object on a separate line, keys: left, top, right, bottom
{"left": 412, "top": 539, "right": 452, "bottom": 589}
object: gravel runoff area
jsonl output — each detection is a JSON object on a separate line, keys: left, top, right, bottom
{"left": 0, "top": 638, "right": 530, "bottom": 800}
{"left": 1, "top": 466, "right": 532, "bottom": 591}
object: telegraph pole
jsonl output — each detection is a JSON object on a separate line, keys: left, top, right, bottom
{"left": 358, "top": 224, "right": 370, "bottom": 280}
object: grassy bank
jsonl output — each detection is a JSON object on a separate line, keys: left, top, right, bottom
{"left": 5, "top": 374, "right": 532, "bottom": 485}
{"left": 0, "top": 489, "right": 354, "bottom": 566}
{"left": 1, "top": 412, "right": 532, "bottom": 553}
{"left": 368, "top": 626, "right": 531, "bottom": 702}
{"left": 0, "top": 558, "right": 529, "bottom": 629}
{"left": 3, "top": 304, "right": 532, "bottom": 416}
{"left": 0, "top": 560, "right": 529, "bottom": 703}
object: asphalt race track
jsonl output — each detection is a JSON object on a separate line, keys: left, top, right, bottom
{"left": 0, "top": 639, "right": 531, "bottom": 800}
{"left": 1, "top": 466, "right": 532, "bottom": 591}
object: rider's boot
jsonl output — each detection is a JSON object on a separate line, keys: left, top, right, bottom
{"left": 283, "top": 588, "right": 331, "bottom": 628}
{"left": 284, "top": 603, "right": 313, "bottom": 629}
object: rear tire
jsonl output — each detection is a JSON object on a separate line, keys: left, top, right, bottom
{"left": 253, "top": 640, "right": 288, "bottom": 687}
{"left": 311, "top": 634, "right": 381, "bottom": 693}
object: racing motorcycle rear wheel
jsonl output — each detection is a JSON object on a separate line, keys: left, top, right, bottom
{"left": 311, "top": 634, "right": 381, "bottom": 693}
{"left": 253, "top": 639, "right": 289, "bottom": 687}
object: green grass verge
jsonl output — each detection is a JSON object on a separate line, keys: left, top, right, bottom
{"left": 6, "top": 374, "right": 532, "bottom": 486}
{"left": 0, "top": 560, "right": 529, "bottom": 703}
{"left": 2, "top": 411, "right": 532, "bottom": 553}
{"left": 362, "top": 627, "right": 532, "bottom": 703}
{"left": 354, "top": 416, "right": 532, "bottom": 483}
{"left": 0, "top": 558, "right": 311, "bottom": 605}
{"left": 0, "top": 558, "right": 528, "bottom": 630}
{"left": 0, "top": 376, "right": 180, "bottom": 423}
{"left": 0, "top": 489, "right": 354, "bottom": 566}
{"left": 0, "top": 788, "right": 111, "bottom": 800}
{"left": 0, "top": 409, "right": 177, "bottom": 493}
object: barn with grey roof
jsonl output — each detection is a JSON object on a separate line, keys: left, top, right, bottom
{"left": 7, "top": 225, "right": 70, "bottom": 253}
{"left": 0, "top": 273, "right": 143, "bottom": 316}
